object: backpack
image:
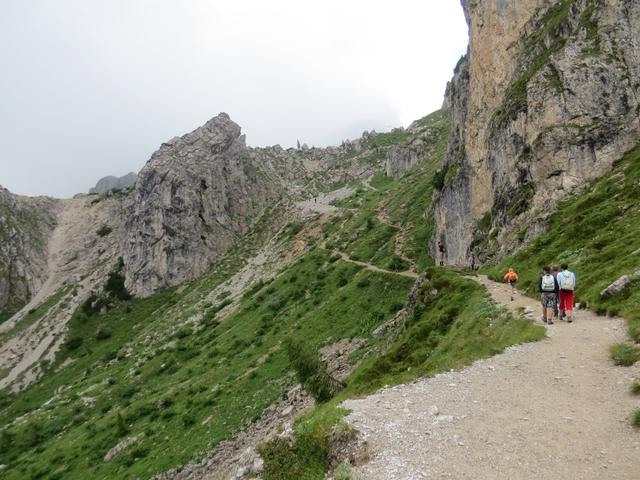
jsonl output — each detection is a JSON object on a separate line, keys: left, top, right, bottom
{"left": 541, "top": 274, "right": 556, "bottom": 292}
{"left": 559, "top": 272, "right": 575, "bottom": 291}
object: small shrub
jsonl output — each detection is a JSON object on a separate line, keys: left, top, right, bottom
{"left": 334, "top": 461, "right": 353, "bottom": 480}
{"left": 356, "top": 277, "right": 370, "bottom": 288}
{"left": 217, "top": 290, "right": 231, "bottom": 301}
{"left": 287, "top": 222, "right": 304, "bottom": 237}
{"left": 387, "top": 255, "right": 409, "bottom": 272}
{"left": 96, "top": 225, "right": 112, "bottom": 237}
{"left": 105, "top": 259, "right": 131, "bottom": 301}
{"left": 175, "top": 327, "right": 193, "bottom": 339}
{"left": 633, "top": 410, "right": 640, "bottom": 428}
{"left": 610, "top": 343, "right": 640, "bottom": 366}
{"left": 65, "top": 336, "right": 83, "bottom": 351}
{"left": 182, "top": 414, "right": 196, "bottom": 427}
{"left": 631, "top": 381, "right": 640, "bottom": 395}
{"left": 284, "top": 338, "right": 343, "bottom": 402}
{"left": 389, "top": 301, "right": 404, "bottom": 313}
{"left": 337, "top": 277, "right": 349, "bottom": 287}
{"left": 365, "top": 217, "right": 375, "bottom": 231}
{"left": 115, "top": 413, "right": 128, "bottom": 438}
{"left": 95, "top": 328, "right": 112, "bottom": 340}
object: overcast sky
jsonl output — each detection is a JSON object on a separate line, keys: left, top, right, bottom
{"left": 0, "top": 1, "right": 468, "bottom": 198}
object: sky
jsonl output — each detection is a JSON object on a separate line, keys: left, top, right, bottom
{"left": 0, "top": 1, "right": 468, "bottom": 198}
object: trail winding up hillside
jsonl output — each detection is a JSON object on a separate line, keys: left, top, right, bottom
{"left": 344, "top": 276, "right": 640, "bottom": 479}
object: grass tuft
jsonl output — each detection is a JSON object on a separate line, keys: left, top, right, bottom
{"left": 610, "top": 343, "right": 640, "bottom": 367}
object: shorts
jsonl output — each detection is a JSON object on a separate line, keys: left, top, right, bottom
{"left": 541, "top": 292, "right": 556, "bottom": 308}
{"left": 559, "top": 290, "right": 574, "bottom": 311}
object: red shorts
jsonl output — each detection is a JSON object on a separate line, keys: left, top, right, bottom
{"left": 559, "top": 290, "right": 574, "bottom": 311}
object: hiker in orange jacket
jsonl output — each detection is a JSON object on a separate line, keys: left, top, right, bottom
{"left": 503, "top": 268, "right": 519, "bottom": 301}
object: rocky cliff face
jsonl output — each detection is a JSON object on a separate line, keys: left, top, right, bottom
{"left": 122, "top": 112, "right": 425, "bottom": 296}
{"left": 123, "top": 113, "right": 286, "bottom": 296}
{"left": 0, "top": 187, "right": 59, "bottom": 315}
{"left": 434, "top": 0, "right": 640, "bottom": 266}
{"left": 89, "top": 172, "right": 137, "bottom": 194}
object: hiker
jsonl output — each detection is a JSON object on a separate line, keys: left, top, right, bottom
{"left": 503, "top": 268, "right": 519, "bottom": 301}
{"left": 437, "top": 241, "right": 446, "bottom": 266}
{"left": 556, "top": 263, "right": 576, "bottom": 323}
{"left": 539, "top": 266, "right": 559, "bottom": 324}
{"left": 552, "top": 265, "right": 560, "bottom": 319}
{"left": 470, "top": 252, "right": 477, "bottom": 271}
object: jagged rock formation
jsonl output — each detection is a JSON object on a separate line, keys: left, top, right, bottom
{"left": 89, "top": 172, "right": 137, "bottom": 194}
{"left": 122, "top": 112, "right": 422, "bottom": 296}
{"left": 385, "top": 111, "right": 451, "bottom": 179}
{"left": 386, "top": 146, "right": 419, "bottom": 180}
{"left": 123, "top": 113, "right": 286, "bottom": 296}
{"left": 0, "top": 187, "right": 59, "bottom": 315}
{"left": 434, "top": 0, "right": 640, "bottom": 266}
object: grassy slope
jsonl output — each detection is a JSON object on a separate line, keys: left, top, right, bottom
{"left": 0, "top": 248, "right": 412, "bottom": 479}
{"left": 258, "top": 111, "right": 545, "bottom": 479}
{"left": 325, "top": 108, "right": 450, "bottom": 273}
{"left": 484, "top": 144, "right": 640, "bottom": 342}
{"left": 259, "top": 268, "right": 544, "bottom": 479}
{"left": 0, "top": 109, "right": 546, "bottom": 480}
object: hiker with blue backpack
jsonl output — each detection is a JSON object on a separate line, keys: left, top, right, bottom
{"left": 556, "top": 263, "right": 576, "bottom": 323}
{"left": 539, "top": 266, "right": 559, "bottom": 324}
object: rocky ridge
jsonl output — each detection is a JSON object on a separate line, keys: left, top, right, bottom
{"left": 434, "top": 0, "right": 640, "bottom": 266}
{"left": 122, "top": 112, "right": 440, "bottom": 297}
{"left": 89, "top": 172, "right": 137, "bottom": 194}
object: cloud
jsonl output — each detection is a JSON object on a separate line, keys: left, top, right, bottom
{"left": 0, "top": 0, "right": 467, "bottom": 197}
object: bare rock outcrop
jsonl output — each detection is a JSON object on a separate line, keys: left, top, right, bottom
{"left": 386, "top": 146, "right": 419, "bottom": 180}
{"left": 89, "top": 172, "right": 137, "bottom": 194}
{"left": 123, "top": 113, "right": 284, "bottom": 297}
{"left": 0, "top": 186, "right": 59, "bottom": 313}
{"left": 434, "top": 0, "right": 640, "bottom": 266}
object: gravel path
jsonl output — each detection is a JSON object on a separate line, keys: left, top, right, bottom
{"left": 333, "top": 250, "right": 418, "bottom": 279}
{"left": 344, "top": 275, "right": 640, "bottom": 479}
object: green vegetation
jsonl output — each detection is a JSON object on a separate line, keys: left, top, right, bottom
{"left": 0, "top": 304, "right": 22, "bottom": 325}
{"left": 633, "top": 410, "right": 640, "bottom": 428}
{"left": 485, "top": 144, "right": 640, "bottom": 342}
{"left": 0, "top": 248, "right": 412, "bottom": 479}
{"left": 104, "top": 258, "right": 131, "bottom": 301}
{"left": 347, "top": 268, "right": 545, "bottom": 393}
{"left": 285, "top": 338, "right": 343, "bottom": 402}
{"left": 261, "top": 269, "right": 544, "bottom": 478}
{"left": 325, "top": 109, "right": 450, "bottom": 273}
{"left": 96, "top": 225, "right": 113, "bottom": 237}
{"left": 1, "top": 107, "right": 551, "bottom": 479}
{"left": 630, "top": 381, "right": 640, "bottom": 395}
{"left": 610, "top": 344, "right": 640, "bottom": 367}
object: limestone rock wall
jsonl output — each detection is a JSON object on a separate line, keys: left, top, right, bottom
{"left": 122, "top": 113, "right": 284, "bottom": 297}
{"left": 0, "top": 187, "right": 59, "bottom": 312}
{"left": 434, "top": 0, "right": 640, "bottom": 266}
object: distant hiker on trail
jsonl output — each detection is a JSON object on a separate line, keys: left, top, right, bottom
{"left": 552, "top": 265, "right": 560, "bottom": 319}
{"left": 437, "top": 241, "right": 446, "bottom": 266}
{"left": 503, "top": 268, "right": 519, "bottom": 301}
{"left": 556, "top": 263, "right": 576, "bottom": 323}
{"left": 470, "top": 252, "right": 477, "bottom": 271}
{"left": 539, "top": 266, "right": 559, "bottom": 324}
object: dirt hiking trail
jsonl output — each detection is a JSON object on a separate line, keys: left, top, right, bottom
{"left": 344, "top": 275, "right": 640, "bottom": 480}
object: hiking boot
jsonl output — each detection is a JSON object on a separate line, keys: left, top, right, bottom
{"left": 567, "top": 318, "right": 573, "bottom": 323}
{"left": 547, "top": 320, "right": 554, "bottom": 325}
{"left": 541, "top": 317, "right": 547, "bottom": 324}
